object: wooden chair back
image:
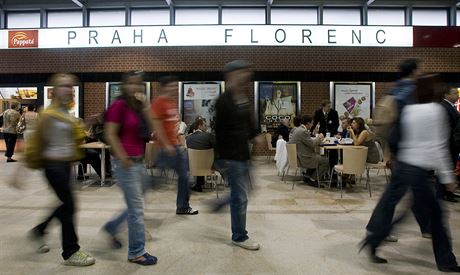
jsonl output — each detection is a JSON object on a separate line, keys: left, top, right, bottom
{"left": 343, "top": 147, "right": 368, "bottom": 175}
{"left": 286, "top": 143, "right": 299, "bottom": 170}
{"left": 187, "top": 148, "right": 214, "bottom": 177}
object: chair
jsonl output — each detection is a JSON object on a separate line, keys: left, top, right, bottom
{"left": 265, "top": 133, "right": 276, "bottom": 161}
{"left": 283, "top": 144, "right": 301, "bottom": 190}
{"left": 329, "top": 147, "right": 368, "bottom": 198}
{"left": 187, "top": 148, "right": 223, "bottom": 198}
{"left": 366, "top": 141, "right": 390, "bottom": 196}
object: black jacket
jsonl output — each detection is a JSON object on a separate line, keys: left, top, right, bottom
{"left": 215, "top": 90, "right": 257, "bottom": 161}
{"left": 186, "top": 131, "right": 215, "bottom": 150}
{"left": 310, "top": 108, "right": 339, "bottom": 135}
{"left": 440, "top": 99, "right": 460, "bottom": 165}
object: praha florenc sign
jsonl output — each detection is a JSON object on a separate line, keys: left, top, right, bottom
{"left": 0, "top": 25, "right": 413, "bottom": 49}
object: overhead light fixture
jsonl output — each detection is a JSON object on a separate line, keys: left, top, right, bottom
{"left": 165, "top": 0, "right": 172, "bottom": 6}
{"left": 71, "top": 0, "right": 84, "bottom": 8}
{"left": 367, "top": 0, "right": 376, "bottom": 5}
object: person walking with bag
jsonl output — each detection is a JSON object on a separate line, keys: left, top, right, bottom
{"left": 103, "top": 71, "right": 157, "bottom": 265}
{"left": 28, "top": 73, "right": 95, "bottom": 266}
{"left": 360, "top": 74, "right": 460, "bottom": 273}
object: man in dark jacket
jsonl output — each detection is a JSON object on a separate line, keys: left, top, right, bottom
{"left": 186, "top": 118, "right": 215, "bottom": 192}
{"left": 310, "top": 100, "right": 339, "bottom": 136}
{"left": 438, "top": 86, "right": 460, "bottom": 202}
{"left": 214, "top": 60, "right": 263, "bottom": 251}
{"left": 311, "top": 100, "right": 340, "bottom": 168}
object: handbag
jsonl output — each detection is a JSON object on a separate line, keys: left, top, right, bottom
{"left": 16, "top": 115, "right": 26, "bottom": 134}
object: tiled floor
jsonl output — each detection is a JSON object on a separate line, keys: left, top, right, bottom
{"left": 0, "top": 158, "right": 459, "bottom": 275}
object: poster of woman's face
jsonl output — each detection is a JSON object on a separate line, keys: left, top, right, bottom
{"left": 258, "top": 82, "right": 299, "bottom": 131}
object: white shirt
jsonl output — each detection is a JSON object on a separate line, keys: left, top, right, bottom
{"left": 177, "top": 121, "right": 187, "bottom": 135}
{"left": 397, "top": 103, "right": 454, "bottom": 184}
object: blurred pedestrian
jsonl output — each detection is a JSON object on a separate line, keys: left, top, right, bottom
{"left": 152, "top": 75, "right": 198, "bottom": 215}
{"left": 29, "top": 73, "right": 95, "bottom": 266}
{"left": 103, "top": 71, "right": 157, "bottom": 265}
{"left": 213, "top": 60, "right": 263, "bottom": 250}
{"left": 360, "top": 74, "right": 460, "bottom": 273}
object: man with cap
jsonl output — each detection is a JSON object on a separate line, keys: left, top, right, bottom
{"left": 213, "top": 60, "right": 263, "bottom": 250}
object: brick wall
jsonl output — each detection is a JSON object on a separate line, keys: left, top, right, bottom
{"left": 1, "top": 47, "right": 458, "bottom": 74}
{"left": 1, "top": 46, "right": 459, "bottom": 155}
{"left": 83, "top": 82, "right": 106, "bottom": 119}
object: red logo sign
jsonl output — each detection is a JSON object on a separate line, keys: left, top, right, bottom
{"left": 8, "top": 30, "right": 38, "bottom": 48}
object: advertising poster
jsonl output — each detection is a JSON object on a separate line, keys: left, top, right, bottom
{"left": 0, "top": 87, "right": 38, "bottom": 100}
{"left": 331, "top": 82, "right": 374, "bottom": 119}
{"left": 181, "top": 82, "right": 222, "bottom": 129}
{"left": 258, "top": 81, "right": 299, "bottom": 131}
{"left": 43, "top": 86, "right": 80, "bottom": 118}
{"left": 105, "top": 82, "right": 151, "bottom": 109}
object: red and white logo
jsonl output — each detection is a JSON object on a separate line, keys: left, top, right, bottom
{"left": 8, "top": 30, "right": 39, "bottom": 48}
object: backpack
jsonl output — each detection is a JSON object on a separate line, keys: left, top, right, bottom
{"left": 372, "top": 95, "right": 398, "bottom": 142}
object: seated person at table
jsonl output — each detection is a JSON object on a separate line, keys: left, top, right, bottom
{"left": 78, "top": 114, "right": 112, "bottom": 179}
{"left": 346, "top": 117, "right": 380, "bottom": 164}
{"left": 187, "top": 115, "right": 205, "bottom": 135}
{"left": 186, "top": 118, "right": 215, "bottom": 192}
{"left": 289, "top": 115, "right": 329, "bottom": 184}
{"left": 336, "top": 117, "right": 352, "bottom": 139}
{"left": 271, "top": 118, "right": 291, "bottom": 148}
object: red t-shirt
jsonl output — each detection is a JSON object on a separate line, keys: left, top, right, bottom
{"left": 151, "top": 96, "right": 179, "bottom": 147}
{"left": 105, "top": 99, "right": 145, "bottom": 156}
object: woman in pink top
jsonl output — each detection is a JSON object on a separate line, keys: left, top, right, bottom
{"left": 103, "top": 71, "right": 157, "bottom": 265}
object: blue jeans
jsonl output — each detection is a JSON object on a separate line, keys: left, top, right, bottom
{"left": 215, "top": 159, "right": 250, "bottom": 242}
{"left": 156, "top": 146, "right": 191, "bottom": 210}
{"left": 105, "top": 159, "right": 150, "bottom": 260}
{"left": 366, "top": 161, "right": 457, "bottom": 268}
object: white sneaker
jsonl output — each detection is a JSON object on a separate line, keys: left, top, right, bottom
{"left": 232, "top": 239, "right": 260, "bottom": 250}
{"left": 64, "top": 250, "right": 96, "bottom": 266}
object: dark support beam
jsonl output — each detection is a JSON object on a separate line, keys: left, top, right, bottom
{"left": 318, "top": 5, "right": 323, "bottom": 25}
{"left": 82, "top": 6, "right": 89, "bottom": 27}
{"left": 170, "top": 4, "right": 174, "bottom": 25}
{"left": 405, "top": 5, "right": 412, "bottom": 26}
{"left": 125, "top": 5, "right": 130, "bottom": 26}
{"left": 218, "top": 4, "right": 222, "bottom": 25}
{"left": 266, "top": 1, "right": 271, "bottom": 25}
{"left": 362, "top": 4, "right": 368, "bottom": 25}
{"left": 449, "top": 2, "right": 457, "bottom": 26}
{"left": 0, "top": 9, "right": 4, "bottom": 29}
{"left": 40, "top": 8, "right": 46, "bottom": 28}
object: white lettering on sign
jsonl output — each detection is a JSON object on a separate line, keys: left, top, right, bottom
{"left": 0, "top": 25, "right": 413, "bottom": 49}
